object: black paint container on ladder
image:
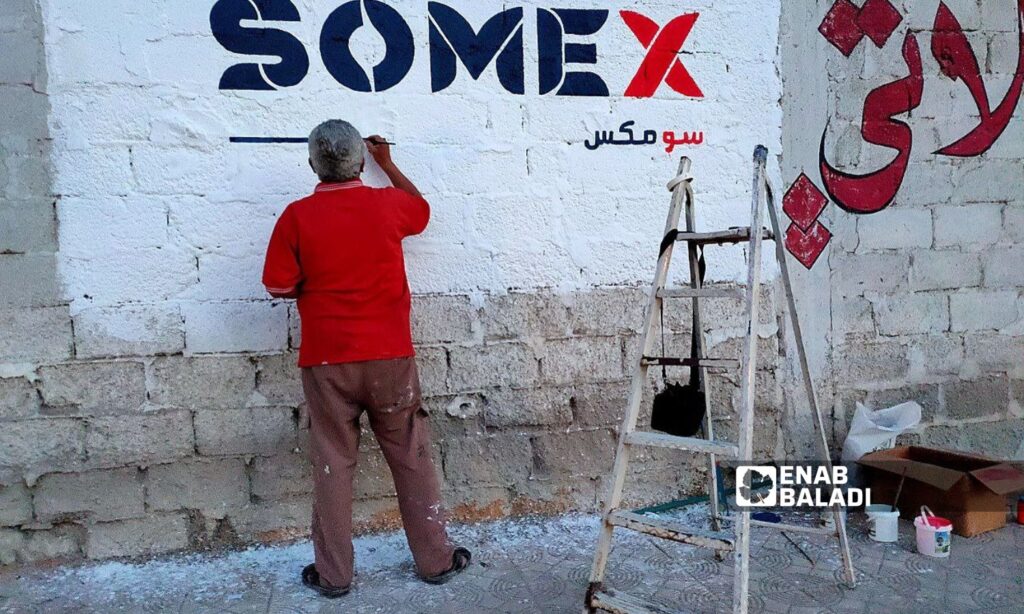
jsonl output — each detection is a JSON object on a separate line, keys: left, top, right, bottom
{"left": 651, "top": 242, "right": 707, "bottom": 439}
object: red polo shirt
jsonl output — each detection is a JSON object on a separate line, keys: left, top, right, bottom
{"left": 262, "top": 180, "right": 430, "bottom": 367}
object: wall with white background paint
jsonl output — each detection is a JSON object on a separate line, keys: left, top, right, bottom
{"left": 3, "top": 0, "right": 796, "bottom": 563}
{"left": 41, "top": 0, "right": 782, "bottom": 353}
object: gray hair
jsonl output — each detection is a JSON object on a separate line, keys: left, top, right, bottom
{"left": 308, "top": 120, "right": 364, "bottom": 182}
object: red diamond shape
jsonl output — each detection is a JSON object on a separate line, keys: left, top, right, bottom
{"left": 783, "top": 174, "right": 829, "bottom": 232}
{"left": 786, "top": 221, "right": 832, "bottom": 269}
{"left": 819, "top": 0, "right": 864, "bottom": 57}
{"left": 857, "top": 0, "right": 902, "bottom": 48}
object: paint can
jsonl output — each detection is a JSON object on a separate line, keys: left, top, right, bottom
{"left": 1018, "top": 495, "right": 1024, "bottom": 525}
{"left": 865, "top": 504, "right": 899, "bottom": 543}
{"left": 914, "top": 506, "right": 952, "bottom": 558}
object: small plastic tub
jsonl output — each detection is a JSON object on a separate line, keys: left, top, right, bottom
{"left": 865, "top": 504, "right": 899, "bottom": 543}
{"left": 914, "top": 506, "right": 952, "bottom": 558}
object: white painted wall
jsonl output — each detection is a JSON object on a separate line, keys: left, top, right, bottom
{"left": 41, "top": 0, "right": 781, "bottom": 352}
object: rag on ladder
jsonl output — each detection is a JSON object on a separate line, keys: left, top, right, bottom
{"left": 584, "top": 147, "right": 857, "bottom": 614}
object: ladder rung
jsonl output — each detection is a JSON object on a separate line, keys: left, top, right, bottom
{"left": 658, "top": 287, "right": 744, "bottom": 300}
{"left": 625, "top": 431, "right": 739, "bottom": 458}
{"left": 641, "top": 357, "right": 740, "bottom": 370}
{"left": 607, "top": 510, "right": 736, "bottom": 551}
{"left": 590, "top": 588, "right": 675, "bottom": 614}
{"left": 674, "top": 227, "right": 774, "bottom": 245}
{"left": 720, "top": 514, "right": 837, "bottom": 535}
{"left": 752, "top": 518, "right": 837, "bottom": 535}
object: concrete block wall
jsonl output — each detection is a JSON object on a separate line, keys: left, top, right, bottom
{"left": 0, "top": 0, "right": 790, "bottom": 564}
{"left": 782, "top": 0, "right": 1024, "bottom": 457}
{"left": 0, "top": 0, "right": 74, "bottom": 565}
{"left": 2, "top": 0, "right": 791, "bottom": 546}
{"left": 2, "top": 284, "right": 785, "bottom": 564}
{"left": 0, "top": 0, "right": 792, "bottom": 564}
{"left": 0, "top": 0, "right": 66, "bottom": 360}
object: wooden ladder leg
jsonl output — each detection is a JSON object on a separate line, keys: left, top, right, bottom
{"left": 586, "top": 158, "right": 693, "bottom": 611}
{"left": 682, "top": 182, "right": 722, "bottom": 532}
{"left": 764, "top": 179, "right": 857, "bottom": 587}
{"left": 733, "top": 147, "right": 769, "bottom": 614}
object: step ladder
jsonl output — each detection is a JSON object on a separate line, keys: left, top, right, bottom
{"left": 584, "top": 147, "right": 857, "bottom": 614}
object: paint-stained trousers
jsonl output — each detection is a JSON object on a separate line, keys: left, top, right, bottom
{"left": 301, "top": 358, "right": 455, "bottom": 588}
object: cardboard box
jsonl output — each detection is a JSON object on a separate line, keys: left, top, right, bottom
{"left": 858, "top": 446, "right": 1024, "bottom": 537}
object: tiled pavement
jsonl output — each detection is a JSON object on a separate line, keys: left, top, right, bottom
{"left": 1, "top": 512, "right": 1021, "bottom": 613}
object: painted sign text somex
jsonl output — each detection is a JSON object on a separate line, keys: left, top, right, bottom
{"left": 210, "top": 0, "right": 703, "bottom": 98}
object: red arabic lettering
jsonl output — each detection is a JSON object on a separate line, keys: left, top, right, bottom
{"left": 932, "top": 0, "right": 1024, "bottom": 157}
{"left": 819, "top": 34, "right": 924, "bottom": 214}
{"left": 663, "top": 131, "right": 703, "bottom": 153}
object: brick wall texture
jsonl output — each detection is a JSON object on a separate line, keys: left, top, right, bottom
{"left": 2, "top": 0, "right": 1022, "bottom": 566}
{"left": 2, "top": 280, "right": 784, "bottom": 564}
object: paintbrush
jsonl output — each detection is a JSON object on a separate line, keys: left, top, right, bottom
{"left": 891, "top": 467, "right": 908, "bottom": 513}
{"left": 781, "top": 531, "right": 815, "bottom": 566}
{"left": 364, "top": 137, "right": 397, "bottom": 146}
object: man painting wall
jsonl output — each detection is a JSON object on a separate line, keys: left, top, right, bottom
{"left": 262, "top": 120, "right": 471, "bottom": 597}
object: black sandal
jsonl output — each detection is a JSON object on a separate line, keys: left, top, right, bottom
{"left": 420, "top": 547, "right": 472, "bottom": 585}
{"left": 301, "top": 564, "right": 351, "bottom": 598}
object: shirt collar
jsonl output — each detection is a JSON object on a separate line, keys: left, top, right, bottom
{"left": 315, "top": 179, "right": 364, "bottom": 193}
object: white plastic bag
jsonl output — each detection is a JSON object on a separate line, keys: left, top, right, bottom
{"left": 840, "top": 401, "right": 922, "bottom": 463}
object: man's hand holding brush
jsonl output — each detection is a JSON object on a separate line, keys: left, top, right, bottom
{"left": 365, "top": 135, "right": 422, "bottom": 198}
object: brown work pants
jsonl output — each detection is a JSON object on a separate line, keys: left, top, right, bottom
{"left": 301, "top": 358, "right": 454, "bottom": 588}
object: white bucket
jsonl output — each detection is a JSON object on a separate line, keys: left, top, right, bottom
{"left": 914, "top": 506, "right": 952, "bottom": 558}
{"left": 865, "top": 504, "right": 899, "bottom": 543}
